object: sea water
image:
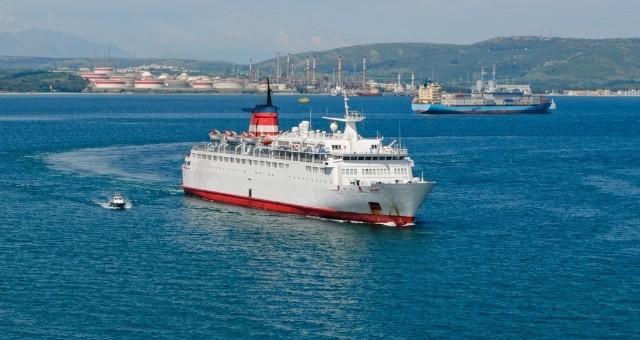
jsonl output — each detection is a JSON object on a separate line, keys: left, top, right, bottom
{"left": 0, "top": 94, "right": 638, "bottom": 337}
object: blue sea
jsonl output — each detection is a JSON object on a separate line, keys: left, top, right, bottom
{"left": 0, "top": 93, "right": 639, "bottom": 338}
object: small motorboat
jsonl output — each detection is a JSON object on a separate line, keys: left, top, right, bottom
{"left": 109, "top": 192, "right": 127, "bottom": 208}
{"left": 298, "top": 97, "right": 310, "bottom": 103}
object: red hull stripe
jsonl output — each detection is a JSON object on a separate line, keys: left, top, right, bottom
{"left": 182, "top": 186, "right": 414, "bottom": 226}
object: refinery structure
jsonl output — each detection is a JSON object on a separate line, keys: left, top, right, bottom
{"left": 79, "top": 54, "right": 419, "bottom": 95}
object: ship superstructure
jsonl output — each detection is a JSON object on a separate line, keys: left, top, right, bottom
{"left": 182, "top": 79, "right": 434, "bottom": 226}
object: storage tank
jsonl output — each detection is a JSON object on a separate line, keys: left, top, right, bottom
{"left": 134, "top": 80, "right": 166, "bottom": 89}
{"left": 93, "top": 67, "right": 113, "bottom": 76}
{"left": 94, "top": 79, "right": 127, "bottom": 89}
{"left": 80, "top": 73, "right": 107, "bottom": 80}
{"left": 192, "top": 81, "right": 214, "bottom": 89}
{"left": 212, "top": 82, "right": 243, "bottom": 93}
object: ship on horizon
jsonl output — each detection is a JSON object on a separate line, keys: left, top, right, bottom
{"left": 181, "top": 78, "right": 435, "bottom": 226}
{"left": 412, "top": 66, "right": 552, "bottom": 114}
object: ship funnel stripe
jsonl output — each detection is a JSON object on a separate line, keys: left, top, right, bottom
{"left": 249, "top": 126, "right": 279, "bottom": 133}
{"left": 249, "top": 109, "right": 279, "bottom": 136}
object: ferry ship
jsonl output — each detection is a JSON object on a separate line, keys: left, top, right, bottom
{"left": 181, "top": 79, "right": 435, "bottom": 226}
{"left": 412, "top": 66, "right": 552, "bottom": 114}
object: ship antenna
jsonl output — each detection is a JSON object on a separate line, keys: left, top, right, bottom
{"left": 266, "top": 77, "right": 273, "bottom": 106}
{"left": 343, "top": 93, "right": 350, "bottom": 117}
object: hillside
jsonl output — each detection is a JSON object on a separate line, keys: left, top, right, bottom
{"left": 0, "top": 70, "right": 88, "bottom": 92}
{"left": 2, "top": 36, "right": 640, "bottom": 91}
{"left": 259, "top": 36, "right": 640, "bottom": 92}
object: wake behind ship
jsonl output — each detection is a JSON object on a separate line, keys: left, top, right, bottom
{"left": 182, "top": 79, "right": 435, "bottom": 226}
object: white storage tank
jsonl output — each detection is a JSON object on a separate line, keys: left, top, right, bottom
{"left": 94, "top": 79, "right": 127, "bottom": 89}
{"left": 212, "top": 82, "right": 243, "bottom": 93}
{"left": 134, "top": 80, "right": 166, "bottom": 89}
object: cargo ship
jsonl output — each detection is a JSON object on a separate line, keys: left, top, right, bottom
{"left": 182, "top": 79, "right": 435, "bottom": 226}
{"left": 412, "top": 66, "right": 552, "bottom": 114}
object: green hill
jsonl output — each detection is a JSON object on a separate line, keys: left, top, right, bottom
{"left": 257, "top": 36, "right": 640, "bottom": 92}
{"left": 0, "top": 69, "right": 88, "bottom": 92}
{"left": 2, "top": 36, "right": 640, "bottom": 92}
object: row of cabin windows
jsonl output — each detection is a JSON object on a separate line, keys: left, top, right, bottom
{"left": 342, "top": 156, "right": 403, "bottom": 161}
{"left": 395, "top": 168, "right": 409, "bottom": 175}
{"left": 341, "top": 167, "right": 408, "bottom": 176}
{"left": 192, "top": 153, "right": 290, "bottom": 170}
{"left": 306, "top": 165, "right": 331, "bottom": 175}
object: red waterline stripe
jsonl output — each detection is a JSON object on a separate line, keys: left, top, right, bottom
{"left": 181, "top": 186, "right": 413, "bottom": 226}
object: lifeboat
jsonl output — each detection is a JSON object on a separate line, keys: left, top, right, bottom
{"left": 242, "top": 132, "right": 259, "bottom": 144}
{"left": 209, "top": 129, "right": 222, "bottom": 141}
{"left": 224, "top": 131, "right": 241, "bottom": 144}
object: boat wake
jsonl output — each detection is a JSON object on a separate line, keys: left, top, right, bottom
{"left": 98, "top": 201, "right": 133, "bottom": 210}
{"left": 45, "top": 143, "right": 190, "bottom": 184}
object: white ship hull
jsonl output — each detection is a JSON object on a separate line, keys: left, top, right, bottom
{"left": 182, "top": 152, "right": 434, "bottom": 225}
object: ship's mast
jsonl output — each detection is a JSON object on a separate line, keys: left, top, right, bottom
{"left": 321, "top": 93, "right": 364, "bottom": 141}
{"left": 342, "top": 94, "right": 360, "bottom": 140}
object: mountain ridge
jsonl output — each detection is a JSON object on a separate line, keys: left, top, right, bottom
{"left": 1, "top": 30, "right": 640, "bottom": 91}
{"left": 0, "top": 29, "right": 130, "bottom": 58}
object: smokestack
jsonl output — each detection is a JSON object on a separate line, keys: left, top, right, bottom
{"left": 362, "top": 56, "right": 366, "bottom": 90}
{"left": 286, "top": 53, "right": 290, "bottom": 83}
{"left": 276, "top": 53, "right": 281, "bottom": 85}
{"left": 338, "top": 56, "right": 342, "bottom": 88}
{"left": 306, "top": 56, "right": 310, "bottom": 85}
{"left": 312, "top": 55, "right": 316, "bottom": 84}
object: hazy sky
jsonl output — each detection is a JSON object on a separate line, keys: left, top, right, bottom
{"left": 1, "top": 0, "right": 639, "bottom": 63}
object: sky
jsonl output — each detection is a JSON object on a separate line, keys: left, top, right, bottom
{"left": 1, "top": 0, "right": 639, "bottom": 63}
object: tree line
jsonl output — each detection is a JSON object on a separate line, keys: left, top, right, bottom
{"left": 0, "top": 70, "right": 88, "bottom": 92}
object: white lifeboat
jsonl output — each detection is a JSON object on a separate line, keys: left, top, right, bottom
{"left": 209, "top": 129, "right": 222, "bottom": 141}
{"left": 242, "top": 132, "right": 259, "bottom": 144}
{"left": 224, "top": 131, "right": 241, "bottom": 143}
{"left": 260, "top": 135, "right": 273, "bottom": 145}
